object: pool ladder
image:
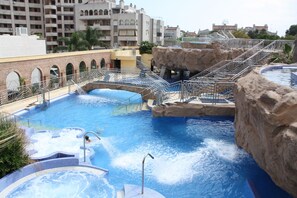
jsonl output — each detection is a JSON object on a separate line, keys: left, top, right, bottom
{"left": 83, "top": 131, "right": 101, "bottom": 162}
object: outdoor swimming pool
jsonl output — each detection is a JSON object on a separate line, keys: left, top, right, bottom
{"left": 7, "top": 170, "right": 114, "bottom": 198}
{"left": 16, "top": 89, "right": 291, "bottom": 198}
{"left": 261, "top": 65, "right": 297, "bottom": 88}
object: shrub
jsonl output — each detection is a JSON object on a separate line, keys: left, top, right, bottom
{"left": 0, "top": 115, "right": 31, "bottom": 178}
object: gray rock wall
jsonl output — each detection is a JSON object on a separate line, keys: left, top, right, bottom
{"left": 152, "top": 46, "right": 244, "bottom": 73}
{"left": 234, "top": 70, "right": 297, "bottom": 197}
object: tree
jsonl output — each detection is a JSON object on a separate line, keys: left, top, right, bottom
{"left": 248, "top": 29, "right": 280, "bottom": 40}
{"left": 0, "top": 115, "right": 31, "bottom": 178}
{"left": 56, "top": 27, "right": 104, "bottom": 52}
{"left": 84, "top": 26, "right": 105, "bottom": 50}
{"left": 285, "top": 25, "right": 297, "bottom": 36}
{"left": 139, "top": 41, "right": 156, "bottom": 54}
{"left": 232, "top": 29, "right": 250, "bottom": 39}
{"left": 57, "top": 32, "right": 88, "bottom": 52}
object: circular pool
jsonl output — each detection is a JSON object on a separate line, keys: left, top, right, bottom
{"left": 260, "top": 64, "right": 297, "bottom": 88}
{"left": 2, "top": 167, "right": 114, "bottom": 198}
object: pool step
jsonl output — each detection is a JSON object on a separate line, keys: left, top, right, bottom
{"left": 116, "top": 190, "right": 125, "bottom": 198}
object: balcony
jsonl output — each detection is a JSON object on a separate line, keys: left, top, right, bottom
{"left": 0, "top": 19, "right": 12, "bottom": 24}
{"left": 1, "top": 10, "right": 12, "bottom": 15}
{"left": 13, "top": 11, "right": 27, "bottom": 15}
{"left": 46, "top": 41, "right": 58, "bottom": 45}
{"left": 14, "top": 19, "right": 27, "bottom": 24}
{"left": 46, "top": 32, "right": 58, "bottom": 36}
{"left": 44, "top": 14, "right": 57, "bottom": 19}
{"left": 118, "top": 36, "right": 138, "bottom": 41}
{"left": 28, "top": 4, "right": 42, "bottom": 8}
{"left": 63, "top": 11, "right": 73, "bottom": 16}
{"left": 0, "top": 1, "right": 10, "bottom": 5}
{"left": 79, "top": 15, "right": 111, "bottom": 20}
{"left": 100, "top": 36, "right": 111, "bottom": 41}
{"left": 0, "top": 27, "right": 13, "bottom": 33}
{"left": 30, "top": 20, "right": 42, "bottom": 25}
{"left": 64, "top": 20, "right": 74, "bottom": 25}
{"left": 91, "top": 24, "right": 111, "bottom": 30}
{"left": 118, "top": 25, "right": 138, "bottom": 30}
{"left": 44, "top": 5, "right": 57, "bottom": 10}
{"left": 45, "top": 23, "right": 57, "bottom": 28}
{"left": 64, "top": 29, "right": 74, "bottom": 33}
{"left": 12, "top": 2, "right": 26, "bottom": 7}
{"left": 29, "top": 12, "right": 43, "bottom": 16}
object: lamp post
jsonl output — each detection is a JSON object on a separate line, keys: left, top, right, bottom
{"left": 142, "top": 153, "right": 154, "bottom": 195}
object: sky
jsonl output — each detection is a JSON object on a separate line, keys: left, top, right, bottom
{"left": 126, "top": 0, "right": 297, "bottom": 36}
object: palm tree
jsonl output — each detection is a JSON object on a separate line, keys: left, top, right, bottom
{"left": 56, "top": 27, "right": 104, "bottom": 52}
{"left": 57, "top": 32, "right": 88, "bottom": 52}
{"left": 84, "top": 26, "right": 105, "bottom": 50}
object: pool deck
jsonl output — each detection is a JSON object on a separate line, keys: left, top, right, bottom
{"left": 0, "top": 85, "right": 74, "bottom": 114}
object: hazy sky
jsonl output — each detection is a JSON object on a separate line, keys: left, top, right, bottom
{"left": 126, "top": 0, "right": 297, "bottom": 36}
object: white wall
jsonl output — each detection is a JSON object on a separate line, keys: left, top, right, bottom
{"left": 0, "top": 35, "right": 46, "bottom": 58}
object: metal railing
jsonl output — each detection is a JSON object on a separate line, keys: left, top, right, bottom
{"left": 182, "top": 80, "right": 235, "bottom": 104}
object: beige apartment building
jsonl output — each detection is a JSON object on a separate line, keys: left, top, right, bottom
{"left": 75, "top": 0, "right": 164, "bottom": 47}
{"left": 0, "top": 0, "right": 164, "bottom": 52}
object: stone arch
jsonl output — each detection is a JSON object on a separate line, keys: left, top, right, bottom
{"left": 94, "top": 10, "right": 98, "bottom": 15}
{"left": 31, "top": 67, "right": 42, "bottom": 85}
{"left": 79, "top": 61, "right": 87, "bottom": 74}
{"left": 99, "top": 9, "right": 103, "bottom": 15}
{"left": 104, "top": 9, "right": 108, "bottom": 15}
{"left": 119, "top": 20, "right": 123, "bottom": 25}
{"left": 85, "top": 10, "right": 88, "bottom": 16}
{"left": 50, "top": 65, "right": 60, "bottom": 78}
{"left": 89, "top": 10, "right": 93, "bottom": 16}
{"left": 6, "top": 71, "right": 21, "bottom": 91}
{"left": 130, "top": 19, "right": 135, "bottom": 25}
{"left": 80, "top": 10, "right": 84, "bottom": 16}
{"left": 66, "top": 63, "right": 74, "bottom": 81}
{"left": 100, "top": 58, "right": 106, "bottom": 68}
{"left": 50, "top": 65, "right": 60, "bottom": 88}
{"left": 91, "top": 59, "right": 97, "bottom": 69}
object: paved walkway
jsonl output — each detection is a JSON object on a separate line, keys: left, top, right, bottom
{"left": 0, "top": 85, "right": 78, "bottom": 114}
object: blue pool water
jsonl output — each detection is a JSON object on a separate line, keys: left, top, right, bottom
{"left": 261, "top": 65, "right": 297, "bottom": 88}
{"left": 8, "top": 171, "right": 115, "bottom": 198}
{"left": 17, "top": 89, "right": 291, "bottom": 198}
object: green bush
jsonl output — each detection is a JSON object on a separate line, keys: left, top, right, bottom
{"left": 0, "top": 116, "right": 31, "bottom": 178}
{"left": 139, "top": 41, "right": 156, "bottom": 54}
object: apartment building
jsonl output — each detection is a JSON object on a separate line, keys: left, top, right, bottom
{"left": 212, "top": 24, "right": 238, "bottom": 31}
{"left": 75, "top": 0, "right": 164, "bottom": 47}
{"left": 163, "top": 25, "right": 180, "bottom": 46}
{"left": 0, "top": 0, "right": 44, "bottom": 37}
{"left": 0, "top": 0, "right": 164, "bottom": 52}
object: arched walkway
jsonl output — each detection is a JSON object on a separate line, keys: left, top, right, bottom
{"left": 31, "top": 68, "right": 42, "bottom": 85}
{"left": 66, "top": 63, "right": 74, "bottom": 81}
{"left": 79, "top": 61, "right": 87, "bottom": 77}
{"left": 100, "top": 58, "right": 106, "bottom": 68}
{"left": 6, "top": 71, "right": 21, "bottom": 91}
{"left": 91, "top": 60, "right": 97, "bottom": 69}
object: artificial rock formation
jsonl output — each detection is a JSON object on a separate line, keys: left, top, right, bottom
{"left": 152, "top": 44, "right": 244, "bottom": 73}
{"left": 234, "top": 70, "right": 297, "bottom": 197}
{"left": 152, "top": 103, "right": 235, "bottom": 117}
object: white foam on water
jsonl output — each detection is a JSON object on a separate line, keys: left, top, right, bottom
{"left": 109, "top": 139, "right": 248, "bottom": 185}
{"left": 8, "top": 171, "right": 115, "bottom": 198}
{"left": 27, "top": 129, "right": 101, "bottom": 158}
{"left": 100, "top": 137, "right": 119, "bottom": 158}
{"left": 202, "top": 138, "right": 247, "bottom": 162}
{"left": 77, "top": 95, "right": 118, "bottom": 105}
